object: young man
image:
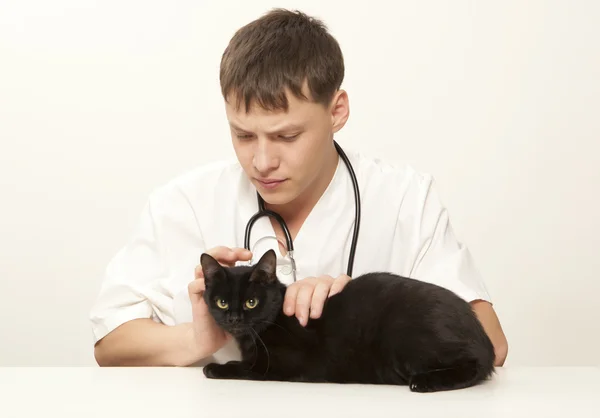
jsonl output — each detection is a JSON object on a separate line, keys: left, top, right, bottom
{"left": 91, "top": 9, "right": 508, "bottom": 367}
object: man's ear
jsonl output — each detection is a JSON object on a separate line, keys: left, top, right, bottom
{"left": 250, "top": 249, "right": 277, "bottom": 283}
{"left": 330, "top": 89, "right": 349, "bottom": 134}
{"left": 200, "top": 253, "right": 225, "bottom": 285}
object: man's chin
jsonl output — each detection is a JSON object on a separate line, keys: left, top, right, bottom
{"left": 257, "top": 192, "right": 296, "bottom": 207}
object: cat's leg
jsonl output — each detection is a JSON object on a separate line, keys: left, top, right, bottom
{"left": 408, "top": 359, "right": 492, "bottom": 393}
{"left": 203, "top": 361, "right": 266, "bottom": 381}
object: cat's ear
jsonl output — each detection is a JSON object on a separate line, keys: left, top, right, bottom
{"left": 250, "top": 249, "right": 278, "bottom": 284}
{"left": 200, "top": 253, "right": 225, "bottom": 285}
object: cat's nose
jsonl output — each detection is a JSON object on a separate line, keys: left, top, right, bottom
{"left": 226, "top": 317, "right": 241, "bottom": 325}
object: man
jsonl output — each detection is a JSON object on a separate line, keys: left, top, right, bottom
{"left": 91, "top": 9, "right": 508, "bottom": 367}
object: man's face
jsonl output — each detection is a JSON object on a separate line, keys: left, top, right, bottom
{"left": 225, "top": 88, "right": 347, "bottom": 207}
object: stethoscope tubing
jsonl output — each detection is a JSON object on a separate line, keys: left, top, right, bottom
{"left": 243, "top": 140, "right": 360, "bottom": 280}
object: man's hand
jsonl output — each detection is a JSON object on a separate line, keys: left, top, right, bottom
{"left": 283, "top": 274, "right": 351, "bottom": 326}
{"left": 194, "top": 247, "right": 253, "bottom": 279}
{"left": 187, "top": 247, "right": 253, "bottom": 360}
{"left": 470, "top": 300, "right": 509, "bottom": 366}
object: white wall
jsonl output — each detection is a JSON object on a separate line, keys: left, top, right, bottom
{"left": 1, "top": 0, "right": 598, "bottom": 367}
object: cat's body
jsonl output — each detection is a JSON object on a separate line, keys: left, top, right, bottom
{"left": 200, "top": 250, "right": 495, "bottom": 392}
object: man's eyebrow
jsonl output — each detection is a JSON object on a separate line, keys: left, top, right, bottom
{"left": 228, "top": 122, "right": 304, "bottom": 134}
{"left": 268, "top": 123, "right": 304, "bottom": 134}
{"left": 228, "top": 122, "right": 249, "bottom": 132}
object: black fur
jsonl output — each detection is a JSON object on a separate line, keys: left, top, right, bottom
{"left": 200, "top": 250, "right": 495, "bottom": 392}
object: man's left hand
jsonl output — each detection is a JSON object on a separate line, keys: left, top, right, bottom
{"left": 283, "top": 274, "right": 352, "bottom": 326}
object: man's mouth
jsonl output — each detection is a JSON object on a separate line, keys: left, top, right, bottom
{"left": 256, "top": 178, "right": 286, "bottom": 189}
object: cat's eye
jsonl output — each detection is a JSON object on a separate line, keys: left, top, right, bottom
{"left": 215, "top": 298, "right": 229, "bottom": 310}
{"left": 245, "top": 298, "right": 259, "bottom": 309}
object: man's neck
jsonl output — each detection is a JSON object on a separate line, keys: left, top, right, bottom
{"left": 264, "top": 146, "right": 339, "bottom": 228}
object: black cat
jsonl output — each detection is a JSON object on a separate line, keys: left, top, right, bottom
{"left": 200, "top": 249, "right": 495, "bottom": 392}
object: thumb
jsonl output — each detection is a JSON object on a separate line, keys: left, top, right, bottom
{"left": 188, "top": 280, "right": 210, "bottom": 314}
{"left": 231, "top": 247, "right": 252, "bottom": 261}
{"left": 203, "top": 246, "right": 237, "bottom": 267}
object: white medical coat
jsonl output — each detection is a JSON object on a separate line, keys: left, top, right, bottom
{"left": 89, "top": 149, "right": 491, "bottom": 363}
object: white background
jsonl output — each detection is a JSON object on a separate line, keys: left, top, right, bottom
{"left": 0, "top": 1, "right": 598, "bottom": 367}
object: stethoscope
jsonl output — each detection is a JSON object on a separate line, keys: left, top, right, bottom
{"left": 243, "top": 140, "right": 361, "bottom": 282}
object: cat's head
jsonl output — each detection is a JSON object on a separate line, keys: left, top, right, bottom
{"left": 200, "top": 249, "right": 284, "bottom": 337}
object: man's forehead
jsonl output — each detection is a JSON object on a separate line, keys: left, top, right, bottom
{"left": 225, "top": 97, "right": 318, "bottom": 131}
{"left": 225, "top": 99, "right": 290, "bottom": 117}
{"left": 225, "top": 80, "right": 314, "bottom": 109}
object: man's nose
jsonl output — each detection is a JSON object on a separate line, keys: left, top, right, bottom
{"left": 253, "top": 140, "right": 279, "bottom": 174}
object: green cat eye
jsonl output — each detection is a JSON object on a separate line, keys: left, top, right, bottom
{"left": 245, "top": 298, "right": 259, "bottom": 309}
{"left": 215, "top": 298, "right": 229, "bottom": 310}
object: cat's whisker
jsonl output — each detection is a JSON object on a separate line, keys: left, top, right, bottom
{"left": 258, "top": 320, "right": 296, "bottom": 340}
{"left": 250, "top": 327, "right": 270, "bottom": 375}
{"left": 234, "top": 325, "right": 259, "bottom": 370}
{"left": 248, "top": 328, "right": 259, "bottom": 370}
{"left": 259, "top": 320, "right": 290, "bottom": 333}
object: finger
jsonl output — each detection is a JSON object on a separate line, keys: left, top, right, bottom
{"left": 195, "top": 264, "right": 204, "bottom": 279}
{"left": 188, "top": 278, "right": 206, "bottom": 295}
{"left": 215, "top": 247, "right": 252, "bottom": 266}
{"left": 206, "top": 247, "right": 237, "bottom": 267}
{"left": 295, "top": 284, "right": 315, "bottom": 326}
{"left": 329, "top": 274, "right": 352, "bottom": 297}
{"left": 189, "top": 291, "right": 209, "bottom": 316}
{"left": 310, "top": 281, "right": 331, "bottom": 319}
{"left": 204, "top": 246, "right": 252, "bottom": 266}
{"left": 188, "top": 278, "right": 207, "bottom": 311}
{"left": 231, "top": 247, "right": 252, "bottom": 262}
{"left": 205, "top": 246, "right": 231, "bottom": 259}
{"left": 283, "top": 283, "right": 300, "bottom": 316}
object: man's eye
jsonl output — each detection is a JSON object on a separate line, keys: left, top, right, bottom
{"left": 236, "top": 134, "right": 253, "bottom": 139}
{"left": 279, "top": 133, "right": 300, "bottom": 141}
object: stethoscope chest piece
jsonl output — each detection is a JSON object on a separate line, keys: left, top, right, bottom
{"left": 244, "top": 239, "right": 298, "bottom": 282}
{"left": 278, "top": 260, "right": 293, "bottom": 275}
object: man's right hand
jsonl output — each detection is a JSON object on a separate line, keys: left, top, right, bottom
{"left": 186, "top": 246, "right": 253, "bottom": 361}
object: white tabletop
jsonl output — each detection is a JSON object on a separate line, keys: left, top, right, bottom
{"left": 1, "top": 366, "right": 598, "bottom": 417}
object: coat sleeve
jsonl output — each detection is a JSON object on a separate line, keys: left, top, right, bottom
{"left": 407, "top": 173, "right": 492, "bottom": 304}
{"left": 89, "top": 183, "right": 205, "bottom": 344}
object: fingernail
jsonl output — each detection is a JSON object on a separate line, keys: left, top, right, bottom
{"left": 285, "top": 305, "right": 293, "bottom": 315}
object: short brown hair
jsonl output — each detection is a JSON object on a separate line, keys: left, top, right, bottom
{"left": 220, "top": 9, "right": 345, "bottom": 112}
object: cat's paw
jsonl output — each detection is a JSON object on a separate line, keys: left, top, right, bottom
{"left": 202, "top": 363, "right": 222, "bottom": 379}
{"left": 409, "top": 374, "right": 432, "bottom": 393}
{"left": 203, "top": 362, "right": 248, "bottom": 380}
